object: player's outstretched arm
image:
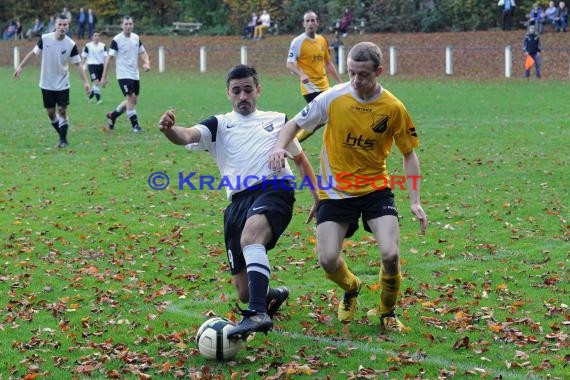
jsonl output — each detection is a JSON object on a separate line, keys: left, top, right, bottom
{"left": 158, "top": 109, "right": 201, "bottom": 145}
{"left": 403, "top": 150, "right": 427, "bottom": 235}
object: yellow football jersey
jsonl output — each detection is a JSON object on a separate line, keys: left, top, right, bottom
{"left": 287, "top": 33, "right": 332, "bottom": 95}
{"left": 293, "top": 83, "right": 419, "bottom": 199}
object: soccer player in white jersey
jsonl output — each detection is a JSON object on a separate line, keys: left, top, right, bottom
{"left": 82, "top": 31, "right": 107, "bottom": 104}
{"left": 157, "top": 64, "right": 319, "bottom": 340}
{"left": 13, "top": 14, "right": 90, "bottom": 148}
{"left": 101, "top": 16, "right": 150, "bottom": 133}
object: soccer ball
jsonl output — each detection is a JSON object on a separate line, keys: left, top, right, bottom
{"left": 195, "top": 317, "right": 241, "bottom": 361}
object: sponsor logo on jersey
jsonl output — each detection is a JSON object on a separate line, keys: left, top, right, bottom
{"left": 352, "top": 105, "right": 372, "bottom": 113}
{"left": 372, "top": 113, "right": 388, "bottom": 133}
{"left": 342, "top": 132, "right": 375, "bottom": 149}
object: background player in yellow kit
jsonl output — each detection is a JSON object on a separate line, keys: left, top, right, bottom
{"left": 286, "top": 10, "right": 341, "bottom": 142}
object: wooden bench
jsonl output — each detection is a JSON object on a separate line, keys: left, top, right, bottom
{"left": 99, "top": 24, "right": 122, "bottom": 36}
{"left": 170, "top": 22, "right": 202, "bottom": 34}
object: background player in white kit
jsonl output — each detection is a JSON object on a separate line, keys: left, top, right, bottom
{"left": 157, "top": 64, "right": 319, "bottom": 340}
{"left": 13, "top": 14, "right": 90, "bottom": 148}
{"left": 101, "top": 16, "right": 150, "bottom": 133}
{"left": 82, "top": 31, "right": 107, "bottom": 104}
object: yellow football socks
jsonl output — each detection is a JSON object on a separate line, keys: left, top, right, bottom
{"left": 326, "top": 260, "right": 359, "bottom": 292}
{"left": 378, "top": 271, "right": 401, "bottom": 315}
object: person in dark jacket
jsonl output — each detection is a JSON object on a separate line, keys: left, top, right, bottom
{"left": 524, "top": 25, "right": 542, "bottom": 78}
{"left": 498, "top": 0, "right": 516, "bottom": 30}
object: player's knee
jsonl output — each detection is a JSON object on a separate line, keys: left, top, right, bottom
{"left": 318, "top": 252, "right": 340, "bottom": 273}
{"left": 381, "top": 246, "right": 400, "bottom": 271}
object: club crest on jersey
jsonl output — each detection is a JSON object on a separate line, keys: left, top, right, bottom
{"left": 372, "top": 113, "right": 388, "bottom": 133}
{"left": 263, "top": 122, "right": 274, "bottom": 132}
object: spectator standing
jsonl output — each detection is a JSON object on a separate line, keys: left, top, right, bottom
{"left": 13, "top": 14, "right": 90, "bottom": 148}
{"left": 83, "top": 31, "right": 107, "bottom": 104}
{"left": 253, "top": 10, "right": 270, "bottom": 39}
{"left": 555, "top": 1, "right": 568, "bottom": 32}
{"left": 77, "top": 7, "right": 87, "bottom": 39}
{"left": 286, "top": 10, "right": 342, "bottom": 142}
{"left": 330, "top": 35, "right": 344, "bottom": 66}
{"left": 14, "top": 20, "right": 23, "bottom": 40}
{"left": 242, "top": 12, "right": 257, "bottom": 39}
{"left": 157, "top": 64, "right": 318, "bottom": 340}
{"left": 25, "top": 17, "right": 44, "bottom": 40}
{"left": 62, "top": 6, "right": 72, "bottom": 37}
{"left": 524, "top": 25, "right": 542, "bottom": 78}
{"left": 101, "top": 16, "right": 150, "bottom": 133}
{"left": 87, "top": 8, "right": 97, "bottom": 38}
{"left": 48, "top": 15, "right": 56, "bottom": 32}
{"left": 336, "top": 9, "right": 353, "bottom": 37}
{"left": 269, "top": 41, "right": 427, "bottom": 333}
{"left": 498, "top": 0, "right": 516, "bottom": 31}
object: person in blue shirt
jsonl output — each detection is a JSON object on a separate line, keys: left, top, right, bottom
{"left": 77, "top": 7, "right": 87, "bottom": 39}
{"left": 498, "top": 0, "right": 516, "bottom": 30}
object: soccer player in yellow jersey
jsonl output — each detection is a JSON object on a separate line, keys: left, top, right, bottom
{"left": 269, "top": 42, "right": 427, "bottom": 333}
{"left": 286, "top": 10, "right": 342, "bottom": 142}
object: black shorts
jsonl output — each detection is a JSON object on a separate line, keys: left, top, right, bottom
{"left": 88, "top": 64, "right": 103, "bottom": 81}
{"left": 316, "top": 188, "right": 399, "bottom": 238}
{"left": 41, "top": 88, "right": 70, "bottom": 109}
{"left": 303, "top": 91, "right": 323, "bottom": 103}
{"left": 118, "top": 79, "right": 140, "bottom": 96}
{"left": 224, "top": 181, "right": 295, "bottom": 275}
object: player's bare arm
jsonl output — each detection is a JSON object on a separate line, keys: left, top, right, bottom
{"left": 325, "top": 59, "right": 342, "bottom": 83}
{"left": 74, "top": 62, "right": 91, "bottom": 95}
{"left": 158, "top": 109, "right": 201, "bottom": 145}
{"left": 13, "top": 50, "right": 36, "bottom": 78}
{"left": 286, "top": 61, "right": 309, "bottom": 84}
{"left": 141, "top": 51, "right": 150, "bottom": 71}
{"left": 268, "top": 119, "right": 302, "bottom": 171}
{"left": 100, "top": 55, "right": 113, "bottom": 87}
{"left": 403, "top": 150, "right": 427, "bottom": 235}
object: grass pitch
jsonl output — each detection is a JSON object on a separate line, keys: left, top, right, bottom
{"left": 1, "top": 67, "right": 568, "bottom": 379}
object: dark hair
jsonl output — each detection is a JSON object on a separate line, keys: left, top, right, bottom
{"left": 57, "top": 14, "right": 68, "bottom": 21}
{"left": 226, "top": 64, "right": 259, "bottom": 87}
